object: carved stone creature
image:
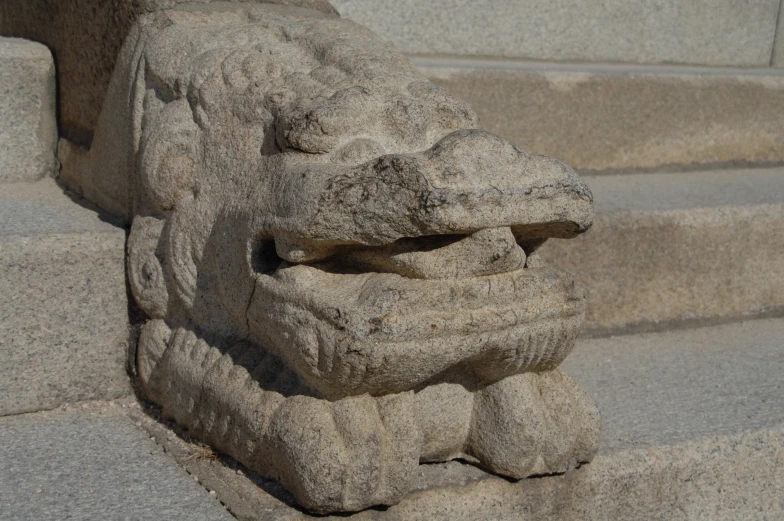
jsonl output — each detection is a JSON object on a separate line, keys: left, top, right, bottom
{"left": 82, "top": 2, "right": 599, "bottom": 513}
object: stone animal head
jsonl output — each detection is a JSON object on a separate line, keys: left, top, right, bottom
{"left": 81, "top": 3, "right": 597, "bottom": 513}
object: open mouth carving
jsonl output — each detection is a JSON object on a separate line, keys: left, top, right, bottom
{"left": 249, "top": 227, "right": 586, "bottom": 398}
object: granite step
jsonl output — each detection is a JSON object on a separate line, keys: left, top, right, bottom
{"left": 415, "top": 57, "right": 784, "bottom": 173}
{"left": 0, "top": 401, "right": 234, "bottom": 521}
{"left": 135, "top": 317, "right": 784, "bottom": 520}
{"left": 0, "top": 179, "right": 131, "bottom": 416}
{"left": 538, "top": 167, "right": 784, "bottom": 337}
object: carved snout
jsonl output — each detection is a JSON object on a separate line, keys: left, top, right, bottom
{"left": 267, "top": 129, "right": 593, "bottom": 262}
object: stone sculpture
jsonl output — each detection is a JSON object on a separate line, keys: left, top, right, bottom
{"left": 79, "top": 2, "right": 599, "bottom": 513}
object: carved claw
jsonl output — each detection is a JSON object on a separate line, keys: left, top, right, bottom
{"left": 265, "top": 393, "right": 420, "bottom": 513}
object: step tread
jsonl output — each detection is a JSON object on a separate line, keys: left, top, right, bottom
{"left": 563, "top": 318, "right": 784, "bottom": 455}
{"left": 0, "top": 406, "right": 234, "bottom": 521}
{"left": 583, "top": 167, "right": 784, "bottom": 214}
{"left": 0, "top": 179, "right": 123, "bottom": 238}
{"left": 415, "top": 56, "right": 784, "bottom": 77}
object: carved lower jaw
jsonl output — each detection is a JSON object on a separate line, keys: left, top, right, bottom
{"left": 247, "top": 262, "right": 585, "bottom": 399}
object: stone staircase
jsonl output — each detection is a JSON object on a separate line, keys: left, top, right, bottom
{"left": 1, "top": 16, "right": 783, "bottom": 520}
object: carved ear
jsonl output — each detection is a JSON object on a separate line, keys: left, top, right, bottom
{"left": 128, "top": 216, "right": 169, "bottom": 319}
{"left": 138, "top": 98, "right": 200, "bottom": 211}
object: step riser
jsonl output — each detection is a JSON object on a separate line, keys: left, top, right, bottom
{"left": 0, "top": 234, "right": 131, "bottom": 415}
{"left": 419, "top": 60, "right": 784, "bottom": 173}
{"left": 0, "top": 182, "right": 131, "bottom": 416}
{"left": 331, "top": 0, "right": 781, "bottom": 67}
{"left": 541, "top": 204, "right": 784, "bottom": 336}
{"left": 538, "top": 169, "right": 784, "bottom": 335}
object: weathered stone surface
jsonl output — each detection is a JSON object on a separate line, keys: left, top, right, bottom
{"left": 137, "top": 317, "right": 784, "bottom": 520}
{"left": 0, "top": 406, "right": 234, "bottom": 521}
{"left": 538, "top": 168, "right": 784, "bottom": 336}
{"left": 420, "top": 58, "right": 784, "bottom": 172}
{"left": 0, "top": 0, "right": 338, "bottom": 146}
{"left": 78, "top": 2, "right": 597, "bottom": 512}
{"left": 331, "top": 0, "right": 780, "bottom": 67}
{"left": 0, "top": 180, "right": 131, "bottom": 415}
{"left": 0, "top": 37, "right": 57, "bottom": 182}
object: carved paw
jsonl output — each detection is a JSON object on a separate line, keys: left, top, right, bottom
{"left": 264, "top": 392, "right": 421, "bottom": 514}
{"left": 467, "top": 370, "right": 600, "bottom": 478}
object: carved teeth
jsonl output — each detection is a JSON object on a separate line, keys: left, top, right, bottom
{"left": 274, "top": 236, "right": 334, "bottom": 263}
{"left": 339, "top": 227, "right": 526, "bottom": 279}
{"left": 137, "top": 322, "right": 598, "bottom": 514}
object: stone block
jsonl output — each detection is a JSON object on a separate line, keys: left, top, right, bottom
{"left": 419, "top": 58, "right": 784, "bottom": 172}
{"left": 0, "top": 180, "right": 131, "bottom": 415}
{"left": 0, "top": 406, "right": 234, "bottom": 520}
{"left": 331, "top": 0, "right": 780, "bottom": 67}
{"left": 537, "top": 168, "right": 784, "bottom": 336}
{"left": 0, "top": 37, "right": 57, "bottom": 182}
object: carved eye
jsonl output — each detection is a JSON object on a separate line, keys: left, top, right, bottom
{"left": 138, "top": 99, "right": 199, "bottom": 211}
